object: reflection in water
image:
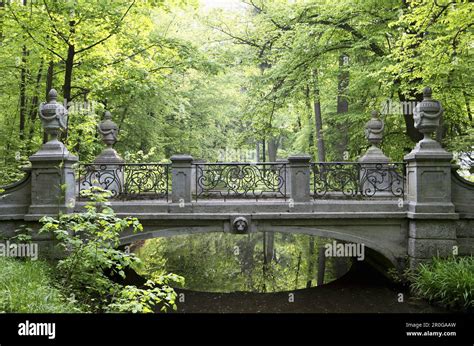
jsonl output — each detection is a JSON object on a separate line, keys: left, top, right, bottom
{"left": 134, "top": 232, "right": 353, "bottom": 293}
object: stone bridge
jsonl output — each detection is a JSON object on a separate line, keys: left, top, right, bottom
{"left": 0, "top": 88, "right": 473, "bottom": 270}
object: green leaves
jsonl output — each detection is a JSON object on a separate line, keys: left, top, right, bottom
{"left": 38, "top": 187, "right": 181, "bottom": 313}
{"left": 410, "top": 256, "right": 474, "bottom": 310}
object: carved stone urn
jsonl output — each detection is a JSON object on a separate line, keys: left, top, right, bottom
{"left": 413, "top": 87, "right": 443, "bottom": 142}
{"left": 39, "top": 89, "right": 67, "bottom": 142}
{"left": 98, "top": 111, "right": 119, "bottom": 148}
{"left": 365, "top": 110, "right": 384, "bottom": 147}
{"left": 94, "top": 110, "right": 123, "bottom": 164}
{"left": 358, "top": 110, "right": 389, "bottom": 163}
{"left": 405, "top": 86, "right": 450, "bottom": 158}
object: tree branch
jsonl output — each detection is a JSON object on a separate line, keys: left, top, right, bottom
{"left": 76, "top": 0, "right": 136, "bottom": 54}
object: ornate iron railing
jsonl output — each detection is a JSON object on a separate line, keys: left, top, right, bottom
{"left": 77, "top": 163, "right": 170, "bottom": 200}
{"left": 194, "top": 162, "right": 287, "bottom": 201}
{"left": 311, "top": 162, "right": 405, "bottom": 198}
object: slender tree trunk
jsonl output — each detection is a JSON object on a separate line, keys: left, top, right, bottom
{"left": 294, "top": 251, "right": 302, "bottom": 289}
{"left": 0, "top": 1, "right": 5, "bottom": 43}
{"left": 337, "top": 54, "right": 349, "bottom": 113}
{"left": 267, "top": 137, "right": 279, "bottom": 162}
{"left": 313, "top": 69, "right": 326, "bottom": 162}
{"left": 256, "top": 142, "right": 260, "bottom": 162}
{"left": 27, "top": 59, "right": 44, "bottom": 149}
{"left": 335, "top": 54, "right": 349, "bottom": 160}
{"left": 263, "top": 232, "right": 274, "bottom": 265}
{"left": 306, "top": 236, "right": 315, "bottom": 288}
{"left": 317, "top": 246, "right": 326, "bottom": 286}
{"left": 463, "top": 90, "right": 472, "bottom": 122}
{"left": 19, "top": 45, "right": 28, "bottom": 141}
{"left": 63, "top": 18, "right": 76, "bottom": 142}
{"left": 43, "top": 61, "right": 54, "bottom": 143}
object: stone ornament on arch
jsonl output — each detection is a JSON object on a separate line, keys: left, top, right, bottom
{"left": 232, "top": 216, "right": 250, "bottom": 234}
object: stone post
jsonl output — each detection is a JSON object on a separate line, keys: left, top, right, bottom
{"left": 288, "top": 155, "right": 311, "bottom": 202}
{"left": 95, "top": 111, "right": 123, "bottom": 164}
{"left": 358, "top": 110, "right": 399, "bottom": 196}
{"left": 93, "top": 111, "right": 124, "bottom": 195}
{"left": 171, "top": 155, "right": 193, "bottom": 203}
{"left": 404, "top": 87, "right": 457, "bottom": 268}
{"left": 27, "top": 89, "right": 78, "bottom": 217}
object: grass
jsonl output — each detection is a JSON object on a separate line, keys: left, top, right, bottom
{"left": 410, "top": 256, "right": 474, "bottom": 310}
{"left": 0, "top": 256, "right": 80, "bottom": 313}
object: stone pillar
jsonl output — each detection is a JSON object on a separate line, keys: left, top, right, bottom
{"left": 358, "top": 110, "right": 397, "bottom": 196}
{"left": 93, "top": 111, "right": 124, "bottom": 195}
{"left": 404, "top": 87, "right": 457, "bottom": 268}
{"left": 171, "top": 155, "right": 193, "bottom": 203}
{"left": 288, "top": 155, "right": 311, "bottom": 202}
{"left": 27, "top": 89, "right": 78, "bottom": 217}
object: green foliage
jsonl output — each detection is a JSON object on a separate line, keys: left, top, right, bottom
{"left": 410, "top": 256, "right": 474, "bottom": 310}
{"left": 106, "top": 274, "right": 184, "bottom": 313}
{"left": 39, "top": 187, "right": 182, "bottom": 313}
{"left": 0, "top": 257, "right": 80, "bottom": 313}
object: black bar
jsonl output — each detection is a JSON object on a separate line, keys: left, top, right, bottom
{"left": 0, "top": 313, "right": 471, "bottom": 345}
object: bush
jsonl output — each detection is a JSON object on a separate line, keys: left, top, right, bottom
{"left": 410, "top": 256, "right": 474, "bottom": 310}
{"left": 39, "top": 187, "right": 183, "bottom": 313}
{"left": 0, "top": 257, "right": 79, "bottom": 313}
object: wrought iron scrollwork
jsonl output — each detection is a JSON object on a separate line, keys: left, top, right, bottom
{"left": 195, "top": 163, "right": 287, "bottom": 200}
{"left": 311, "top": 162, "right": 405, "bottom": 198}
{"left": 78, "top": 163, "right": 170, "bottom": 200}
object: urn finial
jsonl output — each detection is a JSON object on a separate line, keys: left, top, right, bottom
{"left": 98, "top": 110, "right": 119, "bottom": 148}
{"left": 47, "top": 88, "right": 58, "bottom": 102}
{"left": 365, "top": 110, "right": 384, "bottom": 147}
{"left": 39, "top": 88, "right": 68, "bottom": 141}
{"left": 413, "top": 86, "right": 443, "bottom": 142}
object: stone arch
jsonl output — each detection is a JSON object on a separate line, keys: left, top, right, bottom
{"left": 120, "top": 224, "right": 403, "bottom": 269}
{"left": 264, "top": 226, "right": 402, "bottom": 268}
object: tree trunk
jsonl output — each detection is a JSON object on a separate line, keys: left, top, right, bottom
{"left": 463, "top": 90, "right": 472, "bottom": 122}
{"left": 313, "top": 70, "right": 326, "bottom": 162}
{"left": 335, "top": 54, "right": 349, "bottom": 160}
{"left": 0, "top": 1, "right": 5, "bottom": 43}
{"left": 267, "top": 137, "right": 279, "bottom": 162}
{"left": 19, "top": 43, "right": 28, "bottom": 141}
{"left": 256, "top": 142, "right": 260, "bottom": 162}
{"left": 63, "top": 44, "right": 75, "bottom": 104}
{"left": 63, "top": 18, "right": 76, "bottom": 142}
{"left": 43, "top": 61, "right": 54, "bottom": 143}
{"left": 27, "top": 59, "right": 44, "bottom": 149}
{"left": 337, "top": 54, "right": 349, "bottom": 113}
{"left": 306, "top": 236, "right": 315, "bottom": 288}
{"left": 317, "top": 246, "right": 326, "bottom": 286}
{"left": 263, "top": 232, "right": 274, "bottom": 264}
{"left": 294, "top": 251, "right": 302, "bottom": 289}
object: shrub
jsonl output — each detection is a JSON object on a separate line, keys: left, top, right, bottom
{"left": 410, "top": 256, "right": 474, "bottom": 310}
{"left": 39, "top": 187, "right": 183, "bottom": 313}
{"left": 0, "top": 257, "right": 79, "bottom": 313}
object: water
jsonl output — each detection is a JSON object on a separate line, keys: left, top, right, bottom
{"left": 133, "top": 232, "right": 352, "bottom": 293}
